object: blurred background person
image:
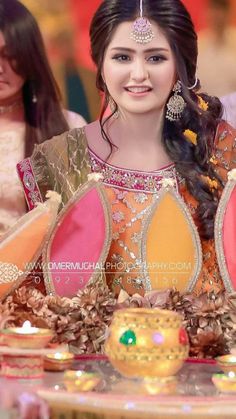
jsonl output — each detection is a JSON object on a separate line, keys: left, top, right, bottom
{"left": 197, "top": 0, "right": 236, "bottom": 96}
{"left": 22, "top": 0, "right": 101, "bottom": 123}
{"left": 0, "top": 0, "right": 86, "bottom": 235}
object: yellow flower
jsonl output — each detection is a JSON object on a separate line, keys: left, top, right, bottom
{"left": 183, "top": 129, "right": 197, "bottom": 145}
{"left": 201, "top": 175, "right": 218, "bottom": 190}
{"left": 209, "top": 155, "right": 217, "bottom": 165}
{"left": 197, "top": 96, "right": 209, "bottom": 111}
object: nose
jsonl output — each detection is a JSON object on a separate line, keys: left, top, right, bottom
{"left": 130, "top": 58, "right": 148, "bottom": 82}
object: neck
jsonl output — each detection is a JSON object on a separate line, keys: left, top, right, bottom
{"left": 0, "top": 91, "right": 23, "bottom": 107}
{"left": 0, "top": 93, "right": 24, "bottom": 125}
{"left": 107, "top": 110, "right": 165, "bottom": 148}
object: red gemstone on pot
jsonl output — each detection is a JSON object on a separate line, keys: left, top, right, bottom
{"left": 179, "top": 328, "right": 188, "bottom": 345}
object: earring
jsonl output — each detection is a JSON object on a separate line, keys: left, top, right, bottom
{"left": 109, "top": 96, "right": 119, "bottom": 119}
{"left": 166, "top": 80, "right": 186, "bottom": 121}
{"left": 31, "top": 84, "right": 37, "bottom": 103}
{"left": 32, "top": 92, "right": 37, "bottom": 104}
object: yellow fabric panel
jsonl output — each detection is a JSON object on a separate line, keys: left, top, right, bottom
{"left": 146, "top": 192, "right": 196, "bottom": 292}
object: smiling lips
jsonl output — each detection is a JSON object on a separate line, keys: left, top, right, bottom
{"left": 125, "top": 86, "right": 152, "bottom": 94}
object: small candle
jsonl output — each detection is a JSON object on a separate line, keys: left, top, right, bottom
{"left": 44, "top": 352, "right": 74, "bottom": 371}
{"left": 63, "top": 370, "right": 101, "bottom": 392}
{"left": 54, "top": 352, "right": 64, "bottom": 360}
{"left": 16, "top": 321, "right": 39, "bottom": 335}
{"left": 212, "top": 373, "right": 236, "bottom": 393}
{"left": 1, "top": 321, "right": 53, "bottom": 349}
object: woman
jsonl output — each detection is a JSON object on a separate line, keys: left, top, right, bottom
{"left": 0, "top": 0, "right": 86, "bottom": 234}
{"left": 19, "top": 0, "right": 236, "bottom": 297}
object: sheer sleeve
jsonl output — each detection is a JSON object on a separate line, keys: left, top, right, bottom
{"left": 17, "top": 128, "right": 91, "bottom": 210}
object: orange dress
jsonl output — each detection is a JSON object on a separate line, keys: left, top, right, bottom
{"left": 18, "top": 121, "right": 236, "bottom": 297}
{"left": 88, "top": 121, "right": 236, "bottom": 296}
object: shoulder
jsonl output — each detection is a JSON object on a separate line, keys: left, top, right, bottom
{"left": 63, "top": 109, "right": 87, "bottom": 129}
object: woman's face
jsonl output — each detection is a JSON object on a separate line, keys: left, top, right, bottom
{"left": 102, "top": 21, "right": 176, "bottom": 117}
{"left": 0, "top": 31, "right": 25, "bottom": 104}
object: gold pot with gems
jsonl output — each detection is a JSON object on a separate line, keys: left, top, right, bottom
{"left": 105, "top": 308, "right": 189, "bottom": 378}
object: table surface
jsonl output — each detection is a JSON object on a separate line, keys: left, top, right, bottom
{"left": 1, "top": 356, "right": 236, "bottom": 418}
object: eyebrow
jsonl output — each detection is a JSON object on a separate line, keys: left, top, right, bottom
{"left": 110, "top": 47, "right": 169, "bottom": 53}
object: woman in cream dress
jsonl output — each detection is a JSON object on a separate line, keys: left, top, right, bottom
{"left": 0, "top": 0, "right": 86, "bottom": 234}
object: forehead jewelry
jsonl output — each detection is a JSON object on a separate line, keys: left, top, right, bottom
{"left": 130, "top": 0, "right": 154, "bottom": 44}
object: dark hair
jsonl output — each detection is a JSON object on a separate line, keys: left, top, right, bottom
{"left": 90, "top": 0, "right": 223, "bottom": 239}
{"left": 0, "top": 0, "right": 69, "bottom": 156}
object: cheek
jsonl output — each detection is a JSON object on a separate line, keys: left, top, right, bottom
{"left": 103, "top": 64, "right": 124, "bottom": 91}
{"left": 11, "top": 73, "right": 25, "bottom": 90}
{"left": 7, "top": 63, "right": 25, "bottom": 88}
{"left": 156, "top": 65, "right": 176, "bottom": 90}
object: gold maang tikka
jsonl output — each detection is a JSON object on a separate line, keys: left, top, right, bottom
{"left": 130, "top": 0, "right": 154, "bottom": 44}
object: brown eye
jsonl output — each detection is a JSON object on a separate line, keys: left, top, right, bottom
{"left": 112, "top": 54, "right": 130, "bottom": 61}
{"left": 148, "top": 55, "right": 166, "bottom": 62}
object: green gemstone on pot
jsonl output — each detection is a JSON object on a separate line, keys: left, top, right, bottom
{"left": 119, "top": 330, "right": 137, "bottom": 346}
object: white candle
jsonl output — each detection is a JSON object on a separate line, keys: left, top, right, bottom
{"left": 54, "top": 352, "right": 63, "bottom": 360}
{"left": 16, "top": 320, "right": 39, "bottom": 334}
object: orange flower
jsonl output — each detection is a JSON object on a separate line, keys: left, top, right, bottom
{"left": 209, "top": 155, "right": 217, "bottom": 165}
{"left": 183, "top": 129, "right": 197, "bottom": 145}
{"left": 201, "top": 175, "right": 218, "bottom": 190}
{"left": 197, "top": 96, "right": 209, "bottom": 111}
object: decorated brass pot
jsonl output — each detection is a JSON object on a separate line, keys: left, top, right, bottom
{"left": 105, "top": 308, "right": 189, "bottom": 378}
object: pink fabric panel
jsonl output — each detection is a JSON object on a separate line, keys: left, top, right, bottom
{"left": 49, "top": 188, "right": 106, "bottom": 297}
{"left": 223, "top": 186, "right": 236, "bottom": 290}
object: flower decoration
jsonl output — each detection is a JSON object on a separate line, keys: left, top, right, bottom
{"left": 228, "top": 169, "right": 236, "bottom": 181}
{"left": 183, "top": 129, "right": 197, "bottom": 146}
{"left": 201, "top": 175, "right": 219, "bottom": 190}
{"left": 160, "top": 178, "right": 176, "bottom": 188}
{"left": 197, "top": 95, "right": 209, "bottom": 111}
{"left": 87, "top": 173, "right": 104, "bottom": 182}
{"left": 45, "top": 190, "right": 62, "bottom": 204}
{"left": 209, "top": 155, "right": 218, "bottom": 165}
{"left": 1, "top": 281, "right": 236, "bottom": 358}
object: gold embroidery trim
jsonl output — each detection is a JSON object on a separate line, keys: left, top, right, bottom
{"left": 140, "top": 187, "right": 203, "bottom": 293}
{"left": 0, "top": 262, "right": 23, "bottom": 283}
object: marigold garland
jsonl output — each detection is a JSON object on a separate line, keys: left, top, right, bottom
{"left": 182, "top": 96, "right": 209, "bottom": 147}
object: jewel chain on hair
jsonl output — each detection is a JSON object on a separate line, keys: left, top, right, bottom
{"left": 130, "top": 0, "right": 154, "bottom": 44}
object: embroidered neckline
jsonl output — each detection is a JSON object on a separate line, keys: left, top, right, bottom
{"left": 89, "top": 148, "right": 183, "bottom": 193}
{"left": 88, "top": 146, "right": 175, "bottom": 174}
